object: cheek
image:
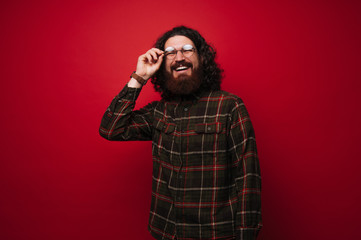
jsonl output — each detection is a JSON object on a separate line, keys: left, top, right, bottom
{"left": 193, "top": 59, "right": 200, "bottom": 69}
{"left": 192, "top": 56, "right": 200, "bottom": 69}
{"left": 164, "top": 61, "right": 172, "bottom": 71}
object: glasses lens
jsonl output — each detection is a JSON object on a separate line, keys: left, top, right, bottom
{"left": 164, "top": 45, "right": 195, "bottom": 59}
{"left": 182, "top": 44, "right": 194, "bottom": 58}
{"left": 165, "top": 51, "right": 176, "bottom": 59}
{"left": 164, "top": 47, "right": 176, "bottom": 59}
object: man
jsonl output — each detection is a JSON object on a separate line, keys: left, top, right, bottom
{"left": 99, "top": 26, "right": 262, "bottom": 240}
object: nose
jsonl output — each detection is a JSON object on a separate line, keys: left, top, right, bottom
{"left": 174, "top": 50, "right": 185, "bottom": 61}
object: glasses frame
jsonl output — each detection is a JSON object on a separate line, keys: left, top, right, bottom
{"left": 164, "top": 44, "right": 196, "bottom": 60}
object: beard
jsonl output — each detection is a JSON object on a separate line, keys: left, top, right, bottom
{"left": 163, "top": 63, "right": 203, "bottom": 97}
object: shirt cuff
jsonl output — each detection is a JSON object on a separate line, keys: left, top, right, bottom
{"left": 117, "top": 84, "right": 142, "bottom": 101}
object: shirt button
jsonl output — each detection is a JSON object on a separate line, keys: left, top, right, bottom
{"left": 207, "top": 127, "right": 211, "bottom": 131}
{"left": 184, "top": 107, "right": 188, "bottom": 112}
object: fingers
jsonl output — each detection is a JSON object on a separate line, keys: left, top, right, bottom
{"left": 149, "top": 50, "right": 158, "bottom": 62}
{"left": 136, "top": 48, "right": 164, "bottom": 80}
{"left": 152, "top": 48, "right": 164, "bottom": 56}
{"left": 143, "top": 48, "right": 164, "bottom": 64}
{"left": 154, "top": 53, "right": 164, "bottom": 67}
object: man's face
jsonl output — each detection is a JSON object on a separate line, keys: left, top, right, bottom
{"left": 163, "top": 35, "right": 202, "bottom": 96}
{"left": 164, "top": 35, "right": 199, "bottom": 79}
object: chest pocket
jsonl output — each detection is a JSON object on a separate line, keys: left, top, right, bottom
{"left": 154, "top": 118, "right": 176, "bottom": 134}
{"left": 152, "top": 118, "right": 176, "bottom": 161}
{"left": 195, "top": 122, "right": 223, "bottom": 134}
{"left": 192, "top": 122, "right": 225, "bottom": 153}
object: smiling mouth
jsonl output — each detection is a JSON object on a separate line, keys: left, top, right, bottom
{"left": 172, "top": 62, "right": 192, "bottom": 72}
{"left": 175, "top": 66, "right": 189, "bottom": 71}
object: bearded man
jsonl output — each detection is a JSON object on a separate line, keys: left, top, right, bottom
{"left": 99, "top": 26, "right": 262, "bottom": 240}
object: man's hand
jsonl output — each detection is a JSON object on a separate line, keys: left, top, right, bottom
{"left": 135, "top": 48, "right": 164, "bottom": 81}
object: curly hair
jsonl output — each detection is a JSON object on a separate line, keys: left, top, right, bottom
{"left": 151, "top": 26, "right": 223, "bottom": 99}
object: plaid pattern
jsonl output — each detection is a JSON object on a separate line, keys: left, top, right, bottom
{"left": 99, "top": 85, "right": 262, "bottom": 240}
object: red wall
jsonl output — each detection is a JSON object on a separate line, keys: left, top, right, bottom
{"left": 1, "top": 0, "right": 360, "bottom": 239}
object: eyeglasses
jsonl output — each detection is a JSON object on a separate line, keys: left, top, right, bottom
{"left": 164, "top": 44, "right": 196, "bottom": 60}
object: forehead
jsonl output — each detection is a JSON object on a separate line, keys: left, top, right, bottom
{"left": 164, "top": 35, "right": 195, "bottom": 49}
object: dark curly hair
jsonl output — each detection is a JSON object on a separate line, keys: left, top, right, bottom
{"left": 151, "top": 26, "right": 223, "bottom": 99}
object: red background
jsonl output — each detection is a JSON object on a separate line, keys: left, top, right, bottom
{"left": 1, "top": 0, "right": 360, "bottom": 239}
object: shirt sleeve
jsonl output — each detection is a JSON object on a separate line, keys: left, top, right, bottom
{"left": 227, "top": 98, "right": 262, "bottom": 239}
{"left": 99, "top": 84, "right": 157, "bottom": 141}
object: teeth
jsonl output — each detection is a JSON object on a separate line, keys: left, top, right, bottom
{"left": 176, "top": 66, "right": 188, "bottom": 71}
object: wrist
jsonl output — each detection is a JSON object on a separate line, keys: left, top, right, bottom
{"left": 128, "top": 78, "right": 142, "bottom": 88}
{"left": 135, "top": 71, "right": 149, "bottom": 81}
{"left": 131, "top": 71, "right": 147, "bottom": 85}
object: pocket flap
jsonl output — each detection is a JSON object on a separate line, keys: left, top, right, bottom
{"left": 154, "top": 119, "right": 176, "bottom": 134}
{"left": 195, "top": 122, "right": 223, "bottom": 133}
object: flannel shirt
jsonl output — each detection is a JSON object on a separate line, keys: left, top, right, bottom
{"left": 99, "top": 84, "right": 262, "bottom": 240}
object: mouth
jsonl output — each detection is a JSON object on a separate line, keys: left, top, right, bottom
{"left": 175, "top": 66, "right": 190, "bottom": 72}
{"left": 172, "top": 62, "right": 192, "bottom": 73}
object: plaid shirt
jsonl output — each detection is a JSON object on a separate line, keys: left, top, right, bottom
{"left": 99, "top": 85, "right": 262, "bottom": 240}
